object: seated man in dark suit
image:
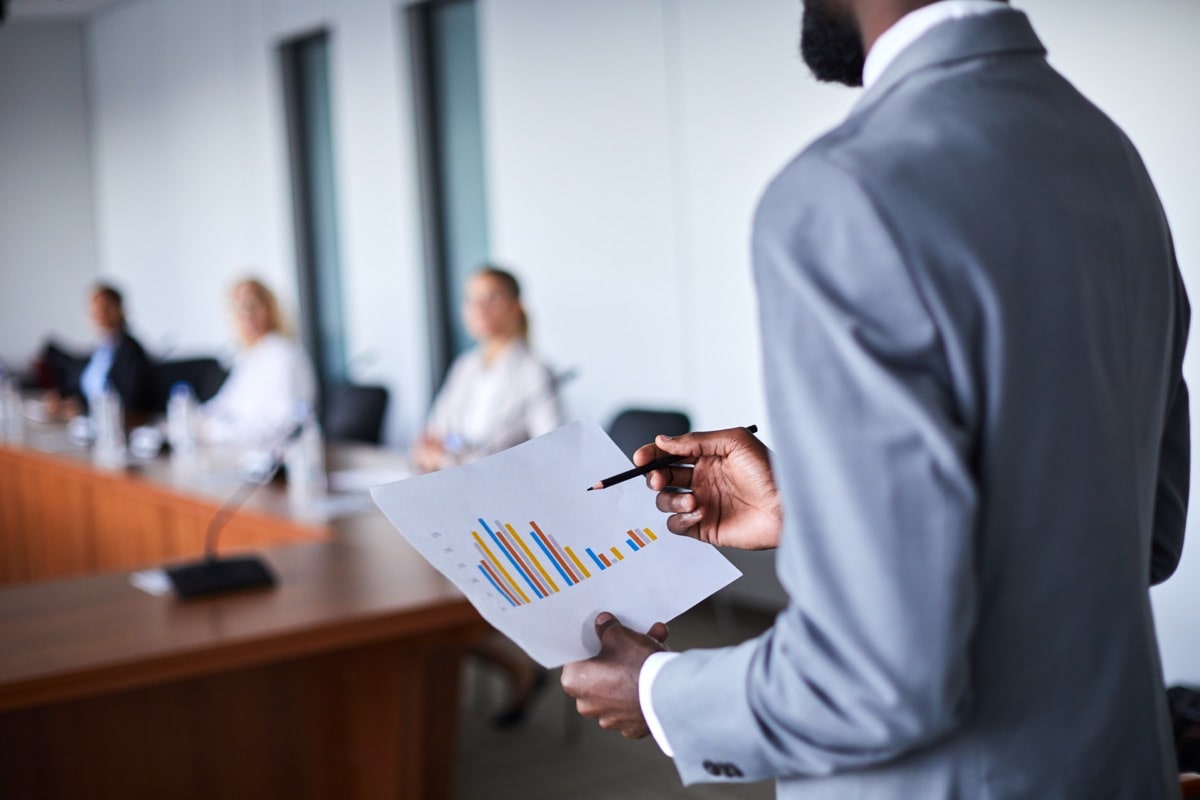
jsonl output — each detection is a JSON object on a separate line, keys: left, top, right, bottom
{"left": 44, "top": 283, "right": 154, "bottom": 422}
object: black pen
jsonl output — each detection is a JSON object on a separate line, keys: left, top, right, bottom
{"left": 587, "top": 424, "right": 758, "bottom": 491}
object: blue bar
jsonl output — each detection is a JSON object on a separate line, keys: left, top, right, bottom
{"left": 626, "top": 539, "right": 640, "bottom": 551}
{"left": 479, "top": 565, "right": 516, "bottom": 607}
{"left": 586, "top": 547, "right": 607, "bottom": 571}
{"left": 481, "top": 518, "right": 544, "bottom": 599}
{"left": 533, "top": 531, "right": 573, "bottom": 586}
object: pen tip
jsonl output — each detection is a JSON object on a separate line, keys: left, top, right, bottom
{"left": 586, "top": 486, "right": 595, "bottom": 492}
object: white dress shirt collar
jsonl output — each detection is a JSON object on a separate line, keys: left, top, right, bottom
{"left": 862, "top": 1, "right": 1009, "bottom": 89}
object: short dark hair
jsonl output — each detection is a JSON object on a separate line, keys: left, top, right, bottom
{"left": 92, "top": 282, "right": 124, "bottom": 308}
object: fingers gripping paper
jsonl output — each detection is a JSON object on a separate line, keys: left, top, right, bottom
{"left": 370, "top": 420, "right": 742, "bottom": 667}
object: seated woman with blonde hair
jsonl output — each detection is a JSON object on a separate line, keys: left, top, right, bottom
{"left": 200, "top": 278, "right": 316, "bottom": 446}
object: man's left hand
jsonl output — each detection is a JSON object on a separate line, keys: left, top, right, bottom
{"left": 560, "top": 612, "right": 669, "bottom": 739}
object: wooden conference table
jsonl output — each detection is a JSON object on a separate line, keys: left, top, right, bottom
{"left": 0, "top": 423, "right": 486, "bottom": 799}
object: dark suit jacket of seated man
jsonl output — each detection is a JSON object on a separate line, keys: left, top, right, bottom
{"left": 49, "top": 329, "right": 155, "bottom": 417}
{"left": 44, "top": 283, "right": 156, "bottom": 418}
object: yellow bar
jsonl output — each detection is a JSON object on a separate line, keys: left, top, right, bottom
{"left": 610, "top": 546, "right": 625, "bottom": 562}
{"left": 472, "top": 531, "right": 531, "bottom": 604}
{"left": 565, "top": 546, "right": 591, "bottom": 579}
{"left": 507, "top": 523, "right": 558, "bottom": 593}
{"left": 643, "top": 527, "right": 658, "bottom": 542}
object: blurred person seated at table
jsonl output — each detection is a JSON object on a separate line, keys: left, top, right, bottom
{"left": 413, "top": 265, "right": 564, "bottom": 472}
{"left": 42, "top": 282, "right": 154, "bottom": 422}
{"left": 413, "top": 265, "right": 565, "bottom": 726}
{"left": 199, "top": 277, "right": 316, "bottom": 446}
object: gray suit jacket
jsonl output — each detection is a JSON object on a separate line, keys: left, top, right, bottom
{"left": 652, "top": 10, "right": 1189, "bottom": 798}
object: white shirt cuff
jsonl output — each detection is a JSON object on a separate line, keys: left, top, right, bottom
{"left": 639, "top": 650, "right": 682, "bottom": 757}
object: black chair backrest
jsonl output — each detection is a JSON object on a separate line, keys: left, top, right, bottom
{"left": 607, "top": 408, "right": 691, "bottom": 459}
{"left": 324, "top": 384, "right": 389, "bottom": 445}
{"left": 150, "top": 358, "right": 228, "bottom": 413}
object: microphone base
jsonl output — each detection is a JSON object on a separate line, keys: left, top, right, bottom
{"left": 165, "top": 556, "right": 276, "bottom": 599}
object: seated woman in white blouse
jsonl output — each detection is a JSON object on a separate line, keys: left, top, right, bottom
{"left": 200, "top": 278, "right": 316, "bottom": 446}
{"left": 413, "top": 266, "right": 564, "bottom": 472}
{"left": 413, "top": 266, "right": 564, "bottom": 726}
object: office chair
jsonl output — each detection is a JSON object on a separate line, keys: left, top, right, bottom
{"left": 323, "top": 383, "right": 389, "bottom": 444}
{"left": 606, "top": 408, "right": 691, "bottom": 459}
{"left": 150, "top": 358, "right": 228, "bottom": 412}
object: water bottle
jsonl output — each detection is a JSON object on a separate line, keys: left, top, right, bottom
{"left": 0, "top": 366, "right": 21, "bottom": 441}
{"left": 92, "top": 382, "right": 126, "bottom": 466}
{"left": 0, "top": 366, "right": 10, "bottom": 436}
{"left": 285, "top": 405, "right": 326, "bottom": 500}
{"left": 166, "top": 381, "right": 197, "bottom": 457}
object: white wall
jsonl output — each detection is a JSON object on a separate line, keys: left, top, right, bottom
{"left": 0, "top": 24, "right": 99, "bottom": 368}
{"left": 88, "top": 0, "right": 290, "bottom": 362}
{"left": 86, "top": 0, "right": 430, "bottom": 443}
{"left": 479, "top": 0, "right": 687, "bottom": 427}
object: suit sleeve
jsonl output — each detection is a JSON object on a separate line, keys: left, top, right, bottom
{"left": 651, "top": 155, "right": 978, "bottom": 783}
{"left": 1149, "top": 258, "right": 1189, "bottom": 585}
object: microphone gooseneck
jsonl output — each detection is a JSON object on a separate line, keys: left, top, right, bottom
{"left": 202, "top": 420, "right": 307, "bottom": 561}
{"left": 166, "top": 419, "right": 309, "bottom": 599}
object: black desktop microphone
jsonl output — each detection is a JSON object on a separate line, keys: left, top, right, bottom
{"left": 164, "top": 421, "right": 307, "bottom": 599}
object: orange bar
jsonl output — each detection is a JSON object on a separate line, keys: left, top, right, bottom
{"left": 628, "top": 529, "right": 646, "bottom": 548}
{"left": 475, "top": 542, "right": 528, "bottom": 604}
{"left": 495, "top": 523, "right": 548, "bottom": 598}
{"left": 472, "top": 531, "right": 531, "bottom": 604}
{"left": 599, "top": 553, "right": 612, "bottom": 568}
{"left": 480, "top": 560, "right": 521, "bottom": 606}
{"left": 531, "top": 522, "right": 578, "bottom": 584}
{"left": 474, "top": 540, "right": 528, "bottom": 605}
{"left": 508, "top": 523, "right": 558, "bottom": 593}
{"left": 642, "top": 527, "right": 658, "bottom": 542}
{"left": 534, "top": 523, "right": 579, "bottom": 583}
{"left": 610, "top": 546, "right": 625, "bottom": 562}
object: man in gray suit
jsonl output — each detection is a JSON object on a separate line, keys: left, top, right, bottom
{"left": 562, "top": 0, "right": 1190, "bottom": 797}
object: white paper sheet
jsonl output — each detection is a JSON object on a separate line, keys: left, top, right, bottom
{"left": 370, "top": 420, "right": 742, "bottom": 667}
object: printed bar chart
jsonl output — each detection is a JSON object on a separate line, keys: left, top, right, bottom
{"left": 473, "top": 517, "right": 661, "bottom": 607}
{"left": 371, "top": 420, "right": 743, "bottom": 666}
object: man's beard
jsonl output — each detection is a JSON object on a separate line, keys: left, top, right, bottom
{"left": 800, "top": 0, "right": 865, "bottom": 87}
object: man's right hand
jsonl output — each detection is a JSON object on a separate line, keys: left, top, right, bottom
{"left": 634, "top": 426, "right": 782, "bottom": 550}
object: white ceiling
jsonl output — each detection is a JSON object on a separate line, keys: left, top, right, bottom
{"left": 7, "top": 0, "right": 133, "bottom": 22}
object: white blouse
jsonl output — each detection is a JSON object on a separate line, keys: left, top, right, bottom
{"left": 424, "top": 341, "right": 564, "bottom": 465}
{"left": 201, "top": 332, "right": 317, "bottom": 446}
